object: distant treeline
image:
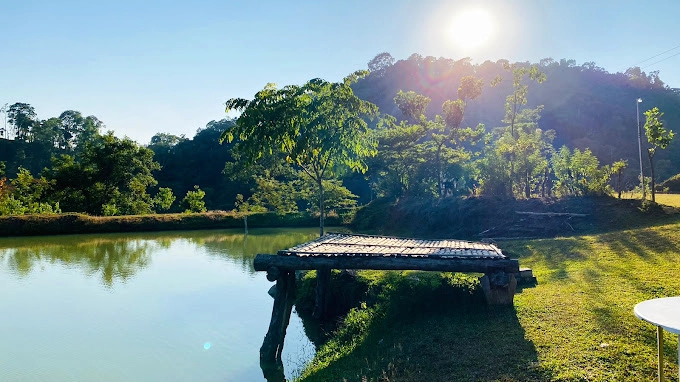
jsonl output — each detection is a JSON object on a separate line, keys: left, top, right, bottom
{"left": 1, "top": 53, "right": 678, "bottom": 217}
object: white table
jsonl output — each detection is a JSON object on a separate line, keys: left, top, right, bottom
{"left": 635, "top": 297, "right": 680, "bottom": 382}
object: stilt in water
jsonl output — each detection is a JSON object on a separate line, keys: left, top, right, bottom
{"left": 260, "top": 269, "right": 296, "bottom": 366}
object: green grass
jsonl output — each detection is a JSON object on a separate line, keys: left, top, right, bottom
{"left": 620, "top": 192, "right": 680, "bottom": 208}
{"left": 297, "top": 221, "right": 680, "bottom": 381}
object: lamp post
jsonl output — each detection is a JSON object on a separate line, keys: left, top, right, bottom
{"left": 637, "top": 98, "right": 645, "bottom": 200}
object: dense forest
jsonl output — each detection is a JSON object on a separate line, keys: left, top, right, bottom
{"left": 1, "top": 53, "right": 679, "bottom": 216}
{"left": 355, "top": 53, "right": 680, "bottom": 181}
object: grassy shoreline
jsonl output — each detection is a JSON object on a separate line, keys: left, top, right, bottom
{"left": 296, "top": 221, "right": 680, "bottom": 381}
{"left": 0, "top": 211, "right": 344, "bottom": 237}
{"left": 294, "top": 196, "right": 680, "bottom": 381}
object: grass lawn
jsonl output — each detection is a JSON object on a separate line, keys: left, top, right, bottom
{"left": 620, "top": 192, "right": 680, "bottom": 208}
{"left": 297, "top": 220, "right": 680, "bottom": 381}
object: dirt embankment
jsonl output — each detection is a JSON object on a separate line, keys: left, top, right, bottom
{"left": 351, "top": 195, "right": 678, "bottom": 240}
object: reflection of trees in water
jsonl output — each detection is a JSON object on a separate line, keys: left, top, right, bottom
{"left": 187, "top": 228, "right": 322, "bottom": 274}
{"left": 0, "top": 237, "right": 151, "bottom": 286}
{"left": 0, "top": 227, "right": 325, "bottom": 284}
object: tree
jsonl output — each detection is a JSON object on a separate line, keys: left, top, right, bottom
{"left": 551, "top": 146, "right": 610, "bottom": 196}
{"left": 368, "top": 115, "right": 429, "bottom": 197}
{"left": 33, "top": 117, "right": 61, "bottom": 147}
{"left": 7, "top": 103, "right": 37, "bottom": 141}
{"left": 611, "top": 160, "right": 627, "bottom": 199}
{"left": 153, "top": 187, "right": 176, "bottom": 212}
{"left": 221, "top": 72, "right": 379, "bottom": 236}
{"left": 394, "top": 90, "right": 430, "bottom": 123}
{"left": 182, "top": 185, "right": 207, "bottom": 213}
{"left": 248, "top": 176, "right": 300, "bottom": 214}
{"left": 367, "top": 52, "right": 395, "bottom": 76}
{"left": 56, "top": 110, "right": 102, "bottom": 152}
{"left": 45, "top": 132, "right": 161, "bottom": 215}
{"left": 493, "top": 64, "right": 546, "bottom": 195}
{"left": 644, "top": 107, "right": 675, "bottom": 202}
{"left": 57, "top": 110, "right": 84, "bottom": 150}
{"left": 7, "top": 167, "right": 60, "bottom": 214}
{"left": 233, "top": 193, "right": 266, "bottom": 234}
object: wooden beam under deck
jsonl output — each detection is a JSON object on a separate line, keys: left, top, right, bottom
{"left": 254, "top": 254, "right": 519, "bottom": 274}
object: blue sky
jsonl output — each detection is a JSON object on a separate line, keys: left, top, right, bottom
{"left": 1, "top": 0, "right": 679, "bottom": 144}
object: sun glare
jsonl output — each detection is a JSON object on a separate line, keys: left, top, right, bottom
{"left": 449, "top": 9, "right": 494, "bottom": 49}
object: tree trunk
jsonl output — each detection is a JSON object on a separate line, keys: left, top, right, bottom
{"left": 437, "top": 148, "right": 443, "bottom": 198}
{"left": 509, "top": 159, "right": 515, "bottom": 198}
{"left": 649, "top": 152, "right": 656, "bottom": 202}
{"left": 244, "top": 215, "right": 248, "bottom": 235}
{"left": 318, "top": 178, "right": 324, "bottom": 237}
{"left": 524, "top": 169, "right": 530, "bottom": 198}
{"left": 617, "top": 173, "right": 622, "bottom": 199}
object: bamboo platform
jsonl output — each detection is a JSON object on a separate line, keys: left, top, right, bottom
{"left": 254, "top": 232, "right": 519, "bottom": 273}
{"left": 256, "top": 233, "right": 522, "bottom": 369}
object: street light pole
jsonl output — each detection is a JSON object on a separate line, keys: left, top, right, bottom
{"left": 637, "top": 98, "right": 645, "bottom": 200}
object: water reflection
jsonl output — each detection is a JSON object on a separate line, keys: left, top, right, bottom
{"left": 0, "top": 228, "right": 323, "bottom": 286}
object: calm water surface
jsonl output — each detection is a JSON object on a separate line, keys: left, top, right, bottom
{"left": 0, "top": 228, "right": 322, "bottom": 381}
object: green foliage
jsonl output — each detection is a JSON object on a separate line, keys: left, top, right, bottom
{"left": 181, "top": 185, "right": 207, "bottom": 213}
{"left": 612, "top": 160, "right": 628, "bottom": 198}
{"left": 101, "top": 203, "right": 119, "bottom": 216}
{"left": 477, "top": 106, "right": 554, "bottom": 198}
{"left": 152, "top": 187, "right": 176, "bottom": 212}
{"left": 366, "top": 52, "right": 394, "bottom": 76}
{"left": 0, "top": 196, "right": 26, "bottom": 215}
{"left": 393, "top": 90, "right": 430, "bottom": 122}
{"left": 658, "top": 173, "right": 680, "bottom": 193}
{"left": 150, "top": 119, "right": 236, "bottom": 211}
{"left": 552, "top": 146, "right": 611, "bottom": 196}
{"left": 232, "top": 193, "right": 267, "bottom": 216}
{"left": 0, "top": 167, "right": 61, "bottom": 215}
{"left": 248, "top": 176, "right": 300, "bottom": 214}
{"left": 302, "top": 179, "right": 358, "bottom": 213}
{"left": 645, "top": 107, "right": 674, "bottom": 154}
{"left": 644, "top": 107, "right": 675, "bottom": 201}
{"left": 44, "top": 132, "right": 160, "bottom": 215}
{"left": 221, "top": 72, "right": 379, "bottom": 234}
{"left": 7, "top": 103, "right": 37, "bottom": 141}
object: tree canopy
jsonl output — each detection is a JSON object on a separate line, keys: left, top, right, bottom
{"left": 221, "top": 72, "right": 379, "bottom": 235}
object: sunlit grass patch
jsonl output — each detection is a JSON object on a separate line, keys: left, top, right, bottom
{"left": 299, "top": 222, "right": 680, "bottom": 381}
{"left": 620, "top": 192, "right": 680, "bottom": 208}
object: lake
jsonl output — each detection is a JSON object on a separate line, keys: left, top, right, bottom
{"left": 0, "top": 228, "right": 323, "bottom": 382}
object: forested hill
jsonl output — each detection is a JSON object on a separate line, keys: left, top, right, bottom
{"left": 353, "top": 54, "right": 680, "bottom": 181}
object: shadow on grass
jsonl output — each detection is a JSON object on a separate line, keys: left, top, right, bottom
{"left": 295, "top": 271, "right": 550, "bottom": 382}
{"left": 504, "top": 237, "right": 588, "bottom": 284}
{"left": 602, "top": 229, "right": 680, "bottom": 261}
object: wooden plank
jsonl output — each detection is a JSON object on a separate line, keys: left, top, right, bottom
{"left": 254, "top": 254, "right": 519, "bottom": 273}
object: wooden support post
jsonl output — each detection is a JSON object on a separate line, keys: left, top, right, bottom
{"left": 260, "top": 269, "right": 296, "bottom": 365}
{"left": 480, "top": 271, "right": 517, "bottom": 305}
{"left": 313, "top": 268, "right": 331, "bottom": 319}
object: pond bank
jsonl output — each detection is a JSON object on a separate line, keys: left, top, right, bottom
{"left": 0, "top": 211, "right": 344, "bottom": 237}
{"left": 295, "top": 220, "right": 680, "bottom": 381}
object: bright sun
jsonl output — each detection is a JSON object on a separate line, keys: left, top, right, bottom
{"left": 449, "top": 9, "right": 494, "bottom": 49}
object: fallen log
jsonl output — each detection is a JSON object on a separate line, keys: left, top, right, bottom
{"left": 515, "top": 211, "right": 588, "bottom": 217}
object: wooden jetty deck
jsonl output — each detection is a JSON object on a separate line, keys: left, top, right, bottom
{"left": 255, "top": 233, "right": 522, "bottom": 369}
{"left": 254, "top": 232, "right": 518, "bottom": 273}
